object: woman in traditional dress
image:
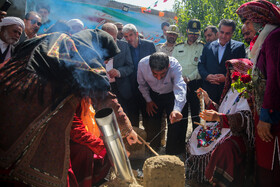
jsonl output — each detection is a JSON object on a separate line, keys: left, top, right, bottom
{"left": 186, "top": 58, "right": 254, "bottom": 186}
{"left": 236, "top": 1, "right": 280, "bottom": 186}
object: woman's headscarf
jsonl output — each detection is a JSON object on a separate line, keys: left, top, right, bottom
{"left": 219, "top": 58, "right": 253, "bottom": 103}
{"left": 236, "top": 0, "right": 280, "bottom": 25}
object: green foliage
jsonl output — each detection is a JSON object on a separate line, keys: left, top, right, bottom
{"left": 173, "top": 0, "right": 280, "bottom": 43}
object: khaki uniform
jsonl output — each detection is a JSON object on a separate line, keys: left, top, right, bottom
{"left": 156, "top": 42, "right": 175, "bottom": 56}
{"left": 172, "top": 40, "right": 204, "bottom": 81}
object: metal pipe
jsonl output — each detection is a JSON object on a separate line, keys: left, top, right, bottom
{"left": 95, "top": 108, "right": 137, "bottom": 183}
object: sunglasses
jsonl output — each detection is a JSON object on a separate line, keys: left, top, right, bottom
{"left": 28, "top": 19, "right": 42, "bottom": 26}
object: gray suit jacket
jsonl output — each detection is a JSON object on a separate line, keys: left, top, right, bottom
{"left": 113, "top": 40, "right": 134, "bottom": 99}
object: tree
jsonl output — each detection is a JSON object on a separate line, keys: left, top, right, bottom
{"left": 174, "top": 0, "right": 279, "bottom": 43}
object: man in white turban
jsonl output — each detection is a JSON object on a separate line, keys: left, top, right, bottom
{"left": 0, "top": 16, "right": 25, "bottom": 63}
{"left": 67, "top": 18, "right": 84, "bottom": 34}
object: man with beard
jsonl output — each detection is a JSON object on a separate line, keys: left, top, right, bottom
{"left": 0, "top": 16, "right": 24, "bottom": 64}
{"left": 18, "top": 11, "right": 42, "bottom": 43}
{"left": 203, "top": 25, "right": 218, "bottom": 43}
{"left": 156, "top": 25, "right": 179, "bottom": 56}
{"left": 114, "top": 22, "right": 124, "bottom": 40}
{"left": 172, "top": 19, "right": 204, "bottom": 150}
{"left": 241, "top": 23, "right": 256, "bottom": 58}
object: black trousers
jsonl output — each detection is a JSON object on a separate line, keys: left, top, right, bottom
{"left": 202, "top": 81, "right": 224, "bottom": 104}
{"left": 125, "top": 89, "right": 148, "bottom": 128}
{"left": 173, "top": 79, "right": 202, "bottom": 155}
{"left": 146, "top": 90, "right": 186, "bottom": 155}
{"left": 181, "top": 79, "right": 202, "bottom": 129}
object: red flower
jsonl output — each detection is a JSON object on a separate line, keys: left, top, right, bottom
{"left": 231, "top": 71, "right": 240, "bottom": 81}
{"left": 240, "top": 74, "right": 251, "bottom": 83}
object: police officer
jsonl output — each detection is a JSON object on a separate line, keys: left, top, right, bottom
{"left": 172, "top": 19, "right": 204, "bottom": 143}
{"left": 156, "top": 25, "right": 179, "bottom": 56}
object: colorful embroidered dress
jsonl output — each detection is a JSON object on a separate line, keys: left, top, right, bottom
{"left": 186, "top": 59, "right": 254, "bottom": 186}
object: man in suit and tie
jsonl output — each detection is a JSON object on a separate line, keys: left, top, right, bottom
{"left": 122, "top": 23, "right": 156, "bottom": 128}
{"left": 0, "top": 17, "right": 24, "bottom": 64}
{"left": 198, "top": 19, "right": 246, "bottom": 103}
{"left": 101, "top": 23, "right": 134, "bottom": 114}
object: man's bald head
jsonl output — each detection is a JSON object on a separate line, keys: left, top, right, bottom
{"left": 102, "top": 23, "right": 118, "bottom": 41}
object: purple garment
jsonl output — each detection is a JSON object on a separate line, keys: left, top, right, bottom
{"left": 256, "top": 27, "right": 280, "bottom": 124}
{"left": 254, "top": 26, "right": 280, "bottom": 171}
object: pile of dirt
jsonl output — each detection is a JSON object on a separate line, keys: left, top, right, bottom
{"left": 143, "top": 155, "right": 185, "bottom": 187}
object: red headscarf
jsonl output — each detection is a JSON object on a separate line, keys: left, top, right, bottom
{"left": 236, "top": 0, "right": 280, "bottom": 25}
{"left": 219, "top": 58, "right": 253, "bottom": 104}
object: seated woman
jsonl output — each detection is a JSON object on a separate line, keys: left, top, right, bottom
{"left": 69, "top": 95, "right": 138, "bottom": 187}
{"left": 185, "top": 59, "right": 254, "bottom": 186}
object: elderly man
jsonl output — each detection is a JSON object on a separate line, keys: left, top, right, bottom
{"left": 237, "top": 1, "right": 280, "bottom": 186}
{"left": 203, "top": 25, "right": 218, "bottom": 43}
{"left": 198, "top": 19, "right": 246, "bottom": 103}
{"left": 18, "top": 11, "right": 41, "bottom": 43}
{"left": 67, "top": 19, "right": 84, "bottom": 34}
{"left": 156, "top": 25, "right": 179, "bottom": 56}
{"left": 122, "top": 23, "right": 156, "bottom": 128}
{"left": 137, "top": 52, "right": 186, "bottom": 153}
{"left": 101, "top": 23, "right": 134, "bottom": 115}
{"left": 0, "top": 16, "right": 24, "bottom": 64}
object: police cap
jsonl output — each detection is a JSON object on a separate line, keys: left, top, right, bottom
{"left": 187, "top": 19, "right": 201, "bottom": 35}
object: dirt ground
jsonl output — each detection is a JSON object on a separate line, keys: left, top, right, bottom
{"left": 127, "top": 113, "right": 211, "bottom": 187}
{"left": 101, "top": 112, "right": 211, "bottom": 187}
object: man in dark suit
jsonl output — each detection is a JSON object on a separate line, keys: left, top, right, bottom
{"left": 18, "top": 11, "right": 42, "bottom": 44}
{"left": 122, "top": 23, "right": 156, "bottom": 128}
{"left": 198, "top": 19, "right": 246, "bottom": 103}
{"left": 101, "top": 23, "right": 134, "bottom": 114}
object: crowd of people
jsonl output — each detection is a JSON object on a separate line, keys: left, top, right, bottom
{"left": 0, "top": 0, "right": 279, "bottom": 186}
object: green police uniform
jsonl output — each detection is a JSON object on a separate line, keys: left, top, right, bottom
{"left": 172, "top": 40, "right": 204, "bottom": 80}
{"left": 156, "top": 42, "right": 175, "bottom": 56}
{"left": 172, "top": 19, "right": 204, "bottom": 156}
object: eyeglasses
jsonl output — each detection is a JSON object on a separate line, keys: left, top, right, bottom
{"left": 28, "top": 19, "right": 42, "bottom": 26}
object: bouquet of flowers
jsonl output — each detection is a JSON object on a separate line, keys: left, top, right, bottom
{"left": 231, "top": 69, "right": 253, "bottom": 98}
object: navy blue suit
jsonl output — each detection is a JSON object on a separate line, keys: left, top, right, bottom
{"left": 198, "top": 39, "right": 246, "bottom": 103}
{"left": 128, "top": 38, "right": 156, "bottom": 127}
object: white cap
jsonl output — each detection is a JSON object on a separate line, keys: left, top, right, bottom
{"left": 0, "top": 16, "right": 25, "bottom": 30}
{"left": 67, "top": 19, "right": 84, "bottom": 28}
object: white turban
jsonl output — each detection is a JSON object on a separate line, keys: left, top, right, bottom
{"left": 67, "top": 19, "right": 84, "bottom": 28}
{"left": 0, "top": 16, "right": 25, "bottom": 30}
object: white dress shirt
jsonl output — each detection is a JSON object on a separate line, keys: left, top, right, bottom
{"left": 217, "top": 39, "right": 229, "bottom": 63}
{"left": 137, "top": 55, "right": 187, "bottom": 112}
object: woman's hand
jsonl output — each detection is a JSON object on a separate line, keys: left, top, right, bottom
{"left": 257, "top": 120, "right": 273, "bottom": 142}
{"left": 196, "top": 88, "right": 210, "bottom": 105}
{"left": 126, "top": 129, "right": 142, "bottom": 145}
{"left": 199, "top": 110, "right": 221, "bottom": 122}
